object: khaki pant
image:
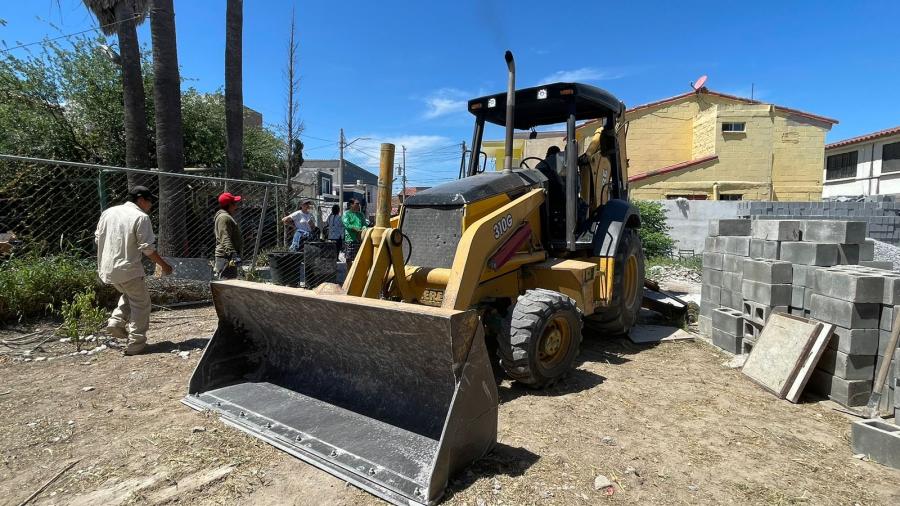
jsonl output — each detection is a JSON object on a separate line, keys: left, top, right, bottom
{"left": 108, "top": 276, "right": 151, "bottom": 344}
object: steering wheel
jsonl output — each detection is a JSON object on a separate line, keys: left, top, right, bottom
{"left": 519, "top": 157, "right": 546, "bottom": 169}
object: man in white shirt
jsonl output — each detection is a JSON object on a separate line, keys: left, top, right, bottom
{"left": 282, "top": 200, "right": 317, "bottom": 252}
{"left": 95, "top": 186, "right": 173, "bottom": 356}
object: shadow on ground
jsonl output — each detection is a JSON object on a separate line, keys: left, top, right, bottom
{"left": 442, "top": 443, "right": 541, "bottom": 500}
{"left": 145, "top": 337, "right": 210, "bottom": 354}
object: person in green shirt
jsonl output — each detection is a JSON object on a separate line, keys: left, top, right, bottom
{"left": 214, "top": 192, "right": 243, "bottom": 279}
{"left": 342, "top": 198, "right": 367, "bottom": 268}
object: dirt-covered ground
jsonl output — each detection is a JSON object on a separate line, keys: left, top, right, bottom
{"left": 1, "top": 304, "right": 899, "bottom": 506}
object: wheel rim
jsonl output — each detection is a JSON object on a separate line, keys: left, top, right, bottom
{"left": 537, "top": 316, "right": 571, "bottom": 369}
{"left": 623, "top": 254, "right": 639, "bottom": 306}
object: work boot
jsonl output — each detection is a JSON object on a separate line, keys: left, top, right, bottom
{"left": 105, "top": 325, "right": 127, "bottom": 340}
{"left": 123, "top": 341, "right": 148, "bottom": 356}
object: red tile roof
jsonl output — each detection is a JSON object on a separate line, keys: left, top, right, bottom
{"left": 628, "top": 155, "right": 719, "bottom": 183}
{"left": 825, "top": 125, "right": 900, "bottom": 150}
{"left": 582, "top": 88, "right": 838, "bottom": 128}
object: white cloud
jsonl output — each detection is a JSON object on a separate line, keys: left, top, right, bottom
{"left": 538, "top": 67, "right": 625, "bottom": 85}
{"left": 421, "top": 88, "right": 469, "bottom": 119}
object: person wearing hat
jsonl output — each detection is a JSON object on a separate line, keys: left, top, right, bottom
{"left": 95, "top": 185, "right": 173, "bottom": 356}
{"left": 214, "top": 192, "right": 244, "bottom": 279}
{"left": 282, "top": 200, "right": 317, "bottom": 252}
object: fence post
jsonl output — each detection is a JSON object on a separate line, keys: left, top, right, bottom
{"left": 96, "top": 169, "right": 109, "bottom": 211}
{"left": 250, "top": 185, "right": 270, "bottom": 275}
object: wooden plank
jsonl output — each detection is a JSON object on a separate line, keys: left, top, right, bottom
{"left": 742, "top": 312, "right": 821, "bottom": 398}
{"left": 786, "top": 322, "right": 834, "bottom": 403}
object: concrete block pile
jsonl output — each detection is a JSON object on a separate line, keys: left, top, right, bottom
{"left": 699, "top": 218, "right": 900, "bottom": 409}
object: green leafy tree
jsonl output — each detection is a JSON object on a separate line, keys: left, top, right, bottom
{"left": 635, "top": 200, "right": 675, "bottom": 258}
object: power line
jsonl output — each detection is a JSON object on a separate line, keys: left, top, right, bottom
{"left": 0, "top": 12, "right": 147, "bottom": 54}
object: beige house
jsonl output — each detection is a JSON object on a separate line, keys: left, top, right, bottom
{"left": 484, "top": 88, "right": 837, "bottom": 201}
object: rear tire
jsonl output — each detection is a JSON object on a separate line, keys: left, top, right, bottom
{"left": 498, "top": 289, "right": 583, "bottom": 388}
{"left": 586, "top": 227, "right": 645, "bottom": 336}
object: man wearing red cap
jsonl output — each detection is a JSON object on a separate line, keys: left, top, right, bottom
{"left": 214, "top": 192, "right": 243, "bottom": 279}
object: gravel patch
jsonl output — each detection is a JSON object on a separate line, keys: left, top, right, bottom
{"left": 872, "top": 239, "right": 900, "bottom": 271}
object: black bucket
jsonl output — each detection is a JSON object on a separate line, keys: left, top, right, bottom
{"left": 303, "top": 241, "right": 337, "bottom": 288}
{"left": 267, "top": 251, "right": 304, "bottom": 286}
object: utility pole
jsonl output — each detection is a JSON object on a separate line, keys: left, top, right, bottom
{"left": 458, "top": 141, "right": 467, "bottom": 179}
{"left": 401, "top": 145, "right": 407, "bottom": 203}
{"left": 338, "top": 128, "right": 344, "bottom": 213}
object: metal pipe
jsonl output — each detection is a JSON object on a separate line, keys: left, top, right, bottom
{"left": 566, "top": 102, "right": 577, "bottom": 250}
{"left": 503, "top": 50, "right": 516, "bottom": 173}
{"left": 467, "top": 117, "right": 484, "bottom": 176}
{"left": 249, "top": 186, "right": 269, "bottom": 275}
{"left": 375, "top": 143, "right": 395, "bottom": 234}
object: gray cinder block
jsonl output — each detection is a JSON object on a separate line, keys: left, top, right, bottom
{"left": 743, "top": 319, "right": 762, "bottom": 342}
{"left": 851, "top": 419, "right": 900, "bottom": 470}
{"left": 884, "top": 275, "right": 900, "bottom": 305}
{"left": 807, "top": 369, "right": 872, "bottom": 407}
{"left": 809, "top": 293, "right": 880, "bottom": 329}
{"left": 704, "top": 236, "right": 724, "bottom": 253}
{"left": 803, "top": 220, "right": 867, "bottom": 244}
{"left": 881, "top": 305, "right": 899, "bottom": 332}
{"left": 742, "top": 258, "right": 792, "bottom": 284}
{"left": 818, "top": 347, "right": 876, "bottom": 380}
{"left": 837, "top": 244, "right": 862, "bottom": 265}
{"left": 792, "top": 264, "right": 818, "bottom": 287}
{"left": 828, "top": 326, "right": 879, "bottom": 355}
{"left": 722, "top": 236, "right": 751, "bottom": 256}
{"left": 860, "top": 260, "right": 893, "bottom": 270}
{"left": 792, "top": 286, "right": 805, "bottom": 308}
{"left": 723, "top": 254, "right": 744, "bottom": 273}
{"left": 741, "top": 279, "right": 792, "bottom": 306}
{"left": 720, "top": 289, "right": 742, "bottom": 310}
{"left": 701, "top": 284, "right": 721, "bottom": 305}
{"left": 712, "top": 307, "right": 743, "bottom": 336}
{"left": 709, "top": 219, "right": 751, "bottom": 237}
{"left": 702, "top": 268, "right": 724, "bottom": 287}
{"left": 780, "top": 242, "right": 839, "bottom": 266}
{"left": 813, "top": 269, "right": 885, "bottom": 303}
{"left": 702, "top": 252, "right": 724, "bottom": 270}
{"left": 878, "top": 330, "right": 900, "bottom": 357}
{"left": 700, "top": 300, "right": 713, "bottom": 318}
{"left": 742, "top": 299, "right": 788, "bottom": 326}
{"left": 751, "top": 219, "right": 802, "bottom": 241}
{"left": 860, "top": 239, "right": 876, "bottom": 262}
{"left": 712, "top": 327, "right": 743, "bottom": 354}
{"left": 699, "top": 315, "right": 712, "bottom": 337}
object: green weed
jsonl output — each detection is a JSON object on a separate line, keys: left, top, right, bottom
{"left": 56, "top": 289, "right": 107, "bottom": 351}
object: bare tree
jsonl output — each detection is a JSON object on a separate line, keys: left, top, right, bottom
{"left": 284, "top": 6, "right": 302, "bottom": 191}
{"left": 225, "top": 0, "right": 243, "bottom": 179}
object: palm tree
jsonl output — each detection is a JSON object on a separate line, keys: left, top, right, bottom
{"left": 82, "top": 0, "right": 151, "bottom": 188}
{"left": 149, "top": 0, "right": 186, "bottom": 256}
{"left": 225, "top": 0, "right": 243, "bottom": 180}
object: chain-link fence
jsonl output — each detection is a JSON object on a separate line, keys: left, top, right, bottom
{"left": 0, "top": 155, "right": 343, "bottom": 298}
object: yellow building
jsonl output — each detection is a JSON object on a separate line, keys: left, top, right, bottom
{"left": 485, "top": 88, "right": 838, "bottom": 201}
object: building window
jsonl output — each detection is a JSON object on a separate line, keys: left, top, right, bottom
{"left": 718, "top": 194, "right": 743, "bottom": 201}
{"left": 320, "top": 175, "right": 332, "bottom": 195}
{"left": 666, "top": 194, "right": 708, "bottom": 200}
{"left": 826, "top": 151, "right": 858, "bottom": 180}
{"left": 722, "top": 122, "right": 746, "bottom": 133}
{"left": 883, "top": 141, "right": 900, "bottom": 173}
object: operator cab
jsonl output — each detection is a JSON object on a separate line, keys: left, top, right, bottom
{"left": 465, "top": 82, "right": 628, "bottom": 252}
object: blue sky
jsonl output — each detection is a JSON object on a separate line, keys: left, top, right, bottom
{"left": 2, "top": 0, "right": 899, "bottom": 187}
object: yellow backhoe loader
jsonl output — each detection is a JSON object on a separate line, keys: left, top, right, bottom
{"left": 184, "top": 51, "right": 645, "bottom": 505}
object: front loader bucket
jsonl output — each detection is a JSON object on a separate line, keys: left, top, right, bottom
{"left": 183, "top": 280, "right": 498, "bottom": 505}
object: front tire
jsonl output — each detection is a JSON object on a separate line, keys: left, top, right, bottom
{"left": 498, "top": 289, "right": 583, "bottom": 388}
{"left": 587, "top": 227, "right": 645, "bottom": 336}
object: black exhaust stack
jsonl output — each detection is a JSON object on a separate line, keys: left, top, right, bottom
{"left": 503, "top": 50, "right": 515, "bottom": 174}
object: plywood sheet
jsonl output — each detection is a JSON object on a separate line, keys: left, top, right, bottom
{"left": 742, "top": 313, "right": 823, "bottom": 399}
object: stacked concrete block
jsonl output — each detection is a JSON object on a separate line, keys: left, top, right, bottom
{"left": 739, "top": 258, "right": 792, "bottom": 348}
{"left": 808, "top": 265, "right": 894, "bottom": 407}
{"left": 700, "top": 219, "right": 751, "bottom": 337}
{"left": 711, "top": 307, "right": 743, "bottom": 354}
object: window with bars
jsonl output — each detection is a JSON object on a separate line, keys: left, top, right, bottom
{"left": 882, "top": 141, "right": 900, "bottom": 173}
{"left": 826, "top": 151, "right": 858, "bottom": 180}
